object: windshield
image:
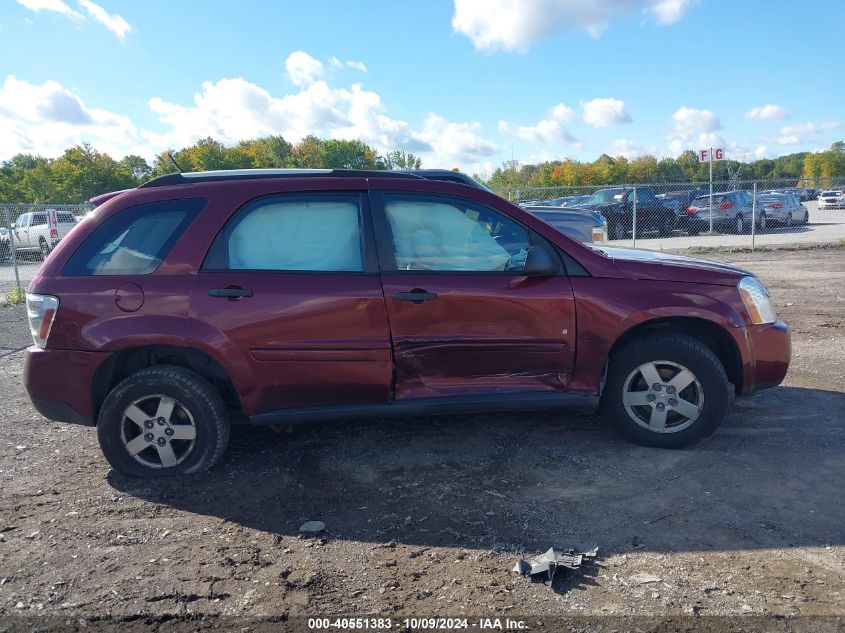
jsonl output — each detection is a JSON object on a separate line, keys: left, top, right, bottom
{"left": 587, "top": 189, "right": 625, "bottom": 204}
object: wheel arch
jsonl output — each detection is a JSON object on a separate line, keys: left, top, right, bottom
{"left": 91, "top": 344, "right": 243, "bottom": 423}
{"left": 606, "top": 316, "right": 744, "bottom": 395}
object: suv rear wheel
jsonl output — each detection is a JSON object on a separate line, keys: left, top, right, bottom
{"left": 602, "top": 333, "right": 731, "bottom": 448}
{"left": 97, "top": 366, "right": 229, "bottom": 476}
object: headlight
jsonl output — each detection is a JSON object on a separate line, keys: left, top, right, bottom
{"left": 738, "top": 276, "right": 777, "bottom": 325}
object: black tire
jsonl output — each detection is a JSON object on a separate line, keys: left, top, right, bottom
{"left": 601, "top": 333, "right": 732, "bottom": 448}
{"left": 0, "top": 243, "right": 9, "bottom": 263}
{"left": 801, "top": 210, "right": 809, "bottom": 225}
{"left": 38, "top": 238, "right": 49, "bottom": 261}
{"left": 756, "top": 212, "right": 767, "bottom": 233}
{"left": 733, "top": 214, "right": 746, "bottom": 234}
{"left": 609, "top": 217, "right": 626, "bottom": 240}
{"left": 687, "top": 226, "right": 700, "bottom": 236}
{"left": 97, "top": 365, "right": 230, "bottom": 477}
{"left": 658, "top": 213, "right": 675, "bottom": 237}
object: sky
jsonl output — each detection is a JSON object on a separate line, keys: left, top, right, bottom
{"left": 0, "top": 0, "right": 843, "bottom": 175}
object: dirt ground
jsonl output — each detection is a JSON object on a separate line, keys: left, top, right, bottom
{"left": 0, "top": 247, "right": 843, "bottom": 632}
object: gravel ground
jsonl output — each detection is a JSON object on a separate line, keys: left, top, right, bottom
{"left": 0, "top": 248, "right": 843, "bottom": 632}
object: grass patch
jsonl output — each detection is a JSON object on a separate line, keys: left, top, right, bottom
{"left": 684, "top": 242, "right": 845, "bottom": 256}
{"left": 1, "top": 286, "right": 25, "bottom": 307}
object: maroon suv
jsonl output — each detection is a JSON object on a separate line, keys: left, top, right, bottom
{"left": 23, "top": 169, "right": 791, "bottom": 476}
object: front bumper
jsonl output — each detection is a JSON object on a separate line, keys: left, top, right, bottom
{"left": 24, "top": 346, "right": 106, "bottom": 426}
{"left": 743, "top": 320, "right": 791, "bottom": 394}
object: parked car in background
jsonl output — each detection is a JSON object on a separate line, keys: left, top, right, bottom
{"left": 522, "top": 205, "right": 608, "bottom": 244}
{"left": 682, "top": 191, "right": 761, "bottom": 235}
{"left": 756, "top": 192, "right": 808, "bottom": 226}
{"left": 0, "top": 227, "right": 10, "bottom": 261}
{"left": 657, "top": 189, "right": 707, "bottom": 216}
{"left": 547, "top": 194, "right": 592, "bottom": 208}
{"left": 582, "top": 187, "right": 678, "bottom": 239}
{"left": 805, "top": 188, "right": 819, "bottom": 201}
{"left": 9, "top": 210, "right": 77, "bottom": 259}
{"left": 818, "top": 189, "right": 845, "bottom": 209}
{"left": 23, "top": 168, "right": 790, "bottom": 476}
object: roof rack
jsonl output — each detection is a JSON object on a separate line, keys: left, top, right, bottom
{"left": 138, "top": 168, "right": 425, "bottom": 188}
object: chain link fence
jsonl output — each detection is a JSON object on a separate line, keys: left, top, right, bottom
{"left": 497, "top": 176, "right": 845, "bottom": 251}
{"left": 2, "top": 178, "right": 845, "bottom": 301}
{"left": 1, "top": 204, "right": 90, "bottom": 301}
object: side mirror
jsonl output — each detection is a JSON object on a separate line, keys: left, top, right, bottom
{"left": 523, "top": 244, "right": 558, "bottom": 277}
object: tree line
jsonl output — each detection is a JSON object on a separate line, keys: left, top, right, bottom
{"left": 1, "top": 136, "right": 843, "bottom": 204}
{"left": 487, "top": 142, "right": 845, "bottom": 191}
{"left": 0, "top": 136, "right": 422, "bottom": 204}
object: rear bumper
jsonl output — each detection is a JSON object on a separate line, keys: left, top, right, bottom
{"left": 24, "top": 346, "right": 105, "bottom": 426}
{"left": 743, "top": 320, "right": 791, "bottom": 394}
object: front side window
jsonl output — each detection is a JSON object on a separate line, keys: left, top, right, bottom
{"left": 383, "top": 194, "right": 530, "bottom": 272}
{"left": 205, "top": 195, "right": 364, "bottom": 272}
{"left": 63, "top": 198, "right": 204, "bottom": 276}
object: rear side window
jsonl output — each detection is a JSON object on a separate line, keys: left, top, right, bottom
{"left": 203, "top": 194, "right": 364, "bottom": 272}
{"left": 63, "top": 198, "right": 205, "bottom": 276}
{"left": 57, "top": 212, "right": 76, "bottom": 224}
{"left": 32, "top": 213, "right": 47, "bottom": 226}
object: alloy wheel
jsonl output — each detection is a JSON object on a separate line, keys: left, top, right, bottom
{"left": 119, "top": 394, "right": 197, "bottom": 469}
{"left": 621, "top": 360, "right": 704, "bottom": 433}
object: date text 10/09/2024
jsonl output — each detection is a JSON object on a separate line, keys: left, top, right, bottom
{"left": 308, "top": 617, "right": 527, "bottom": 630}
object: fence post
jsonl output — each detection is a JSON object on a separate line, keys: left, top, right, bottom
{"left": 751, "top": 181, "right": 756, "bottom": 252}
{"left": 4, "top": 207, "right": 22, "bottom": 297}
{"left": 632, "top": 186, "right": 637, "bottom": 248}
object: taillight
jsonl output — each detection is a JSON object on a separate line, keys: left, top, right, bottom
{"left": 686, "top": 206, "right": 696, "bottom": 214}
{"left": 49, "top": 228, "right": 58, "bottom": 238}
{"left": 26, "top": 294, "right": 59, "bottom": 348}
{"left": 770, "top": 203, "right": 783, "bottom": 208}
{"left": 718, "top": 202, "right": 734, "bottom": 210}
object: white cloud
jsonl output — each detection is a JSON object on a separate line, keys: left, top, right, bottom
{"left": 581, "top": 97, "right": 631, "bottom": 127}
{"left": 497, "top": 120, "right": 511, "bottom": 133}
{"left": 777, "top": 121, "right": 840, "bottom": 145}
{"left": 0, "top": 75, "right": 145, "bottom": 160}
{"left": 328, "top": 56, "right": 367, "bottom": 72}
{"left": 551, "top": 102, "right": 576, "bottom": 122}
{"left": 452, "top": 0, "right": 694, "bottom": 52}
{"left": 15, "top": 0, "right": 130, "bottom": 39}
{"left": 745, "top": 104, "right": 787, "bottom": 121}
{"left": 606, "top": 138, "right": 658, "bottom": 159}
{"left": 14, "top": 0, "right": 82, "bottom": 20}
{"left": 649, "top": 0, "right": 692, "bottom": 25}
{"left": 667, "top": 107, "right": 722, "bottom": 154}
{"left": 285, "top": 51, "right": 325, "bottom": 88}
{"left": 514, "top": 101, "right": 579, "bottom": 144}
{"left": 77, "top": 0, "right": 130, "bottom": 40}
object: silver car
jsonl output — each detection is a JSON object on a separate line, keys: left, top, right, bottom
{"left": 756, "top": 192, "right": 809, "bottom": 226}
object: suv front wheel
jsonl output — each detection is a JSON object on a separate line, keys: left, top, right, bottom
{"left": 97, "top": 366, "right": 230, "bottom": 476}
{"left": 602, "top": 334, "right": 732, "bottom": 448}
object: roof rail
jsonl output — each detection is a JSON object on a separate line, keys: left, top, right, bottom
{"left": 138, "top": 168, "right": 425, "bottom": 188}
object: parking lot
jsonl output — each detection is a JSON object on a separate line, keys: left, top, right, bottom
{"left": 0, "top": 246, "right": 843, "bottom": 630}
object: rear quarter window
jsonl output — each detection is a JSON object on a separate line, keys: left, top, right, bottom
{"left": 63, "top": 198, "right": 205, "bottom": 276}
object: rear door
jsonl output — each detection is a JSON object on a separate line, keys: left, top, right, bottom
{"left": 371, "top": 191, "right": 576, "bottom": 401}
{"left": 190, "top": 191, "right": 392, "bottom": 415}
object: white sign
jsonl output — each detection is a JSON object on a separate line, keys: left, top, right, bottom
{"left": 698, "top": 148, "right": 725, "bottom": 162}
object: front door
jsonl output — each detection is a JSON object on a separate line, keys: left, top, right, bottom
{"left": 372, "top": 191, "right": 576, "bottom": 400}
{"left": 190, "top": 192, "right": 392, "bottom": 416}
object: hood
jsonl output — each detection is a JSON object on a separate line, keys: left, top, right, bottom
{"left": 591, "top": 246, "right": 752, "bottom": 286}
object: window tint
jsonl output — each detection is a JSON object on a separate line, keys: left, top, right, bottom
{"left": 63, "top": 198, "right": 204, "bottom": 276}
{"left": 206, "top": 195, "right": 364, "bottom": 272}
{"left": 15, "top": 215, "right": 27, "bottom": 228}
{"left": 32, "top": 213, "right": 47, "bottom": 226}
{"left": 383, "top": 194, "right": 530, "bottom": 272}
{"left": 57, "top": 212, "right": 76, "bottom": 224}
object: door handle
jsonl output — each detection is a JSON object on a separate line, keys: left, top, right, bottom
{"left": 208, "top": 287, "right": 253, "bottom": 298}
{"left": 395, "top": 290, "right": 438, "bottom": 304}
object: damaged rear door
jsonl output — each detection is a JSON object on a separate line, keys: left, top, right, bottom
{"left": 371, "top": 191, "right": 576, "bottom": 401}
